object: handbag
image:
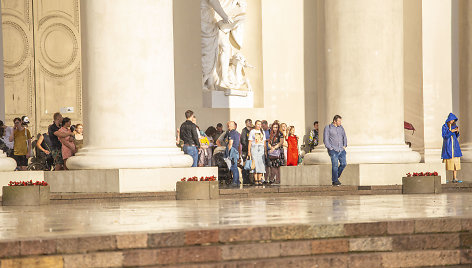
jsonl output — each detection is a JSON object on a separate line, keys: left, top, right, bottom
{"left": 268, "top": 148, "right": 281, "bottom": 160}
{"left": 244, "top": 157, "right": 253, "bottom": 170}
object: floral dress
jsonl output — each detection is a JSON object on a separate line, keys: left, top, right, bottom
{"left": 267, "top": 131, "right": 285, "bottom": 167}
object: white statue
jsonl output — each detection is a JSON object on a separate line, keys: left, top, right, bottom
{"left": 201, "top": 0, "right": 253, "bottom": 94}
{"left": 227, "top": 52, "right": 254, "bottom": 91}
{"left": 200, "top": 0, "right": 232, "bottom": 90}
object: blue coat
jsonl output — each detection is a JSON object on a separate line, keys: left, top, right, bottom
{"left": 441, "top": 113, "right": 462, "bottom": 159}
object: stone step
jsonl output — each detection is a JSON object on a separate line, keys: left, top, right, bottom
{"left": 1, "top": 218, "right": 471, "bottom": 267}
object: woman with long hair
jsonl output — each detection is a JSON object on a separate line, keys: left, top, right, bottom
{"left": 280, "top": 123, "right": 288, "bottom": 165}
{"left": 266, "top": 122, "right": 284, "bottom": 184}
{"left": 57, "top": 117, "right": 76, "bottom": 170}
{"left": 286, "top": 126, "right": 299, "bottom": 166}
{"left": 248, "top": 120, "right": 266, "bottom": 185}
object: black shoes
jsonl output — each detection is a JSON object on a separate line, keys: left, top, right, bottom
{"left": 332, "top": 181, "right": 342, "bottom": 186}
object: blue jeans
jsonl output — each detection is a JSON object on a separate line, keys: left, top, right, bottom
{"left": 183, "top": 145, "right": 199, "bottom": 167}
{"left": 226, "top": 147, "right": 240, "bottom": 185}
{"left": 328, "top": 149, "right": 347, "bottom": 183}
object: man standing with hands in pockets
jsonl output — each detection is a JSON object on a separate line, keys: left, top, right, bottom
{"left": 323, "top": 115, "right": 347, "bottom": 186}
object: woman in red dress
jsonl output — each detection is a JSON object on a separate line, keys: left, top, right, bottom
{"left": 286, "top": 126, "right": 299, "bottom": 166}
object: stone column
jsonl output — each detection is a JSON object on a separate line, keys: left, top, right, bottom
{"left": 305, "top": 0, "right": 420, "bottom": 164}
{"left": 0, "top": 6, "right": 17, "bottom": 171}
{"left": 67, "top": 0, "right": 192, "bottom": 169}
{"left": 422, "top": 0, "right": 453, "bottom": 163}
{"left": 459, "top": 0, "right": 472, "bottom": 162}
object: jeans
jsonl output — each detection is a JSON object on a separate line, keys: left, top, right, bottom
{"left": 226, "top": 147, "right": 240, "bottom": 186}
{"left": 241, "top": 151, "right": 251, "bottom": 184}
{"left": 328, "top": 149, "right": 347, "bottom": 183}
{"left": 183, "top": 145, "right": 199, "bottom": 167}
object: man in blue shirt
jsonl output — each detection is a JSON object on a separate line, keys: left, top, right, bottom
{"left": 225, "top": 121, "right": 241, "bottom": 187}
{"left": 323, "top": 115, "right": 347, "bottom": 186}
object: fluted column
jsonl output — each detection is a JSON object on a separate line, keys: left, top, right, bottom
{"left": 422, "top": 0, "right": 453, "bottom": 163}
{"left": 305, "top": 0, "right": 420, "bottom": 164}
{"left": 459, "top": 0, "right": 472, "bottom": 162}
{"left": 68, "top": 0, "right": 192, "bottom": 169}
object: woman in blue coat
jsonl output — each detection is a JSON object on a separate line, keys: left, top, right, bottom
{"left": 441, "top": 113, "right": 462, "bottom": 183}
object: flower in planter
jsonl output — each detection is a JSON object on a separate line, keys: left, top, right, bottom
{"left": 8, "top": 180, "right": 48, "bottom": 186}
{"left": 406, "top": 172, "right": 439, "bottom": 177}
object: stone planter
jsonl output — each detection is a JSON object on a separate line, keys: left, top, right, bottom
{"left": 176, "top": 181, "right": 219, "bottom": 200}
{"left": 2, "top": 186, "right": 50, "bottom": 206}
{"left": 402, "top": 176, "right": 441, "bottom": 194}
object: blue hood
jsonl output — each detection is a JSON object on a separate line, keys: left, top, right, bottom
{"left": 445, "top": 113, "right": 458, "bottom": 124}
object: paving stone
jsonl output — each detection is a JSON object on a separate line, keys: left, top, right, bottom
{"left": 280, "top": 241, "right": 312, "bottom": 256}
{"left": 387, "top": 220, "right": 415, "bottom": 234}
{"left": 20, "top": 239, "right": 56, "bottom": 256}
{"left": 344, "top": 222, "right": 387, "bottom": 237}
{"left": 349, "top": 253, "right": 383, "bottom": 268}
{"left": 63, "top": 252, "right": 123, "bottom": 268}
{"left": 311, "top": 239, "right": 349, "bottom": 254}
{"left": 219, "top": 227, "right": 271, "bottom": 243}
{"left": 122, "top": 249, "right": 158, "bottom": 267}
{"left": 148, "top": 232, "right": 185, "bottom": 248}
{"left": 270, "top": 225, "right": 316, "bottom": 240}
{"left": 157, "top": 246, "right": 221, "bottom": 265}
{"left": 1, "top": 256, "right": 63, "bottom": 268}
{"left": 185, "top": 230, "right": 219, "bottom": 245}
{"left": 221, "top": 242, "right": 281, "bottom": 261}
{"left": 77, "top": 235, "right": 116, "bottom": 253}
{"left": 0, "top": 241, "right": 20, "bottom": 258}
{"left": 393, "top": 233, "right": 460, "bottom": 251}
{"left": 415, "top": 218, "right": 462, "bottom": 233}
{"left": 313, "top": 224, "right": 345, "bottom": 238}
{"left": 381, "top": 250, "right": 461, "bottom": 267}
{"left": 461, "top": 249, "right": 472, "bottom": 264}
{"left": 461, "top": 233, "right": 472, "bottom": 248}
{"left": 462, "top": 219, "right": 472, "bottom": 231}
{"left": 349, "top": 237, "right": 392, "bottom": 252}
{"left": 56, "top": 238, "right": 79, "bottom": 254}
{"left": 115, "top": 233, "right": 147, "bottom": 249}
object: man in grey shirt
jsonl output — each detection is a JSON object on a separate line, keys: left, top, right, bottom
{"left": 323, "top": 115, "right": 347, "bottom": 186}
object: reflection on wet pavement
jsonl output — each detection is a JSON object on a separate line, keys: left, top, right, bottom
{"left": 0, "top": 193, "right": 471, "bottom": 240}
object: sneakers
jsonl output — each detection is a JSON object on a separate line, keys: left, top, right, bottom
{"left": 332, "top": 181, "right": 342, "bottom": 186}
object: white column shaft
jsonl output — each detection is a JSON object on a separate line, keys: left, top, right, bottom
{"left": 422, "top": 0, "right": 453, "bottom": 163}
{"left": 68, "top": 0, "right": 192, "bottom": 169}
{"left": 305, "top": 0, "right": 420, "bottom": 164}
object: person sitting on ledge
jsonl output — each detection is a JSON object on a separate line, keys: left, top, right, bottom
{"left": 441, "top": 113, "right": 462, "bottom": 183}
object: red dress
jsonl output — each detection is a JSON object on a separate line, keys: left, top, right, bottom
{"left": 286, "top": 135, "right": 299, "bottom": 166}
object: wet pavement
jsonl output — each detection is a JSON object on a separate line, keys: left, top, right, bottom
{"left": 0, "top": 193, "right": 471, "bottom": 241}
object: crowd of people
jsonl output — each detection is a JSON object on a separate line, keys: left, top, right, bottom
{"left": 0, "top": 112, "right": 84, "bottom": 171}
{"left": 178, "top": 110, "right": 320, "bottom": 187}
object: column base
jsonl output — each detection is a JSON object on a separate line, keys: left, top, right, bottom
{"left": 67, "top": 147, "right": 193, "bottom": 170}
{"left": 304, "top": 145, "right": 421, "bottom": 165}
{"left": 424, "top": 149, "right": 442, "bottom": 163}
{"left": 459, "top": 145, "right": 472, "bottom": 162}
{"left": 0, "top": 154, "right": 17, "bottom": 171}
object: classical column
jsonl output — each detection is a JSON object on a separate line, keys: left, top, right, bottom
{"left": 67, "top": 0, "right": 192, "bottom": 169}
{"left": 0, "top": 7, "right": 17, "bottom": 171}
{"left": 305, "top": 0, "right": 420, "bottom": 164}
{"left": 459, "top": 0, "right": 472, "bottom": 162}
{"left": 422, "top": 0, "right": 453, "bottom": 163}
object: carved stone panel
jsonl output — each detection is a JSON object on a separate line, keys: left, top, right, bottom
{"left": 1, "top": 0, "right": 35, "bottom": 131}
{"left": 33, "top": 0, "right": 82, "bottom": 134}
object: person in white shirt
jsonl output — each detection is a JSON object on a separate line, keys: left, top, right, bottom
{"left": 0, "top": 120, "right": 14, "bottom": 156}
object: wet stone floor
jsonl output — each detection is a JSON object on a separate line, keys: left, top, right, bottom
{"left": 0, "top": 193, "right": 471, "bottom": 241}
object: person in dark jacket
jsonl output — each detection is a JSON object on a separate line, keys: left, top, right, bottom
{"left": 441, "top": 113, "right": 462, "bottom": 183}
{"left": 240, "top": 119, "right": 252, "bottom": 184}
{"left": 179, "top": 110, "right": 200, "bottom": 167}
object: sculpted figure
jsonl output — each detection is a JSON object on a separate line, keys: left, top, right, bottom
{"left": 201, "top": 0, "right": 232, "bottom": 90}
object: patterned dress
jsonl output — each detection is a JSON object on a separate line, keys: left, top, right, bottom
{"left": 267, "top": 131, "right": 285, "bottom": 167}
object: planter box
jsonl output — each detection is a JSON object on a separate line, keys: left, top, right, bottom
{"left": 402, "top": 176, "right": 441, "bottom": 194}
{"left": 2, "top": 186, "right": 50, "bottom": 206}
{"left": 176, "top": 181, "right": 219, "bottom": 200}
